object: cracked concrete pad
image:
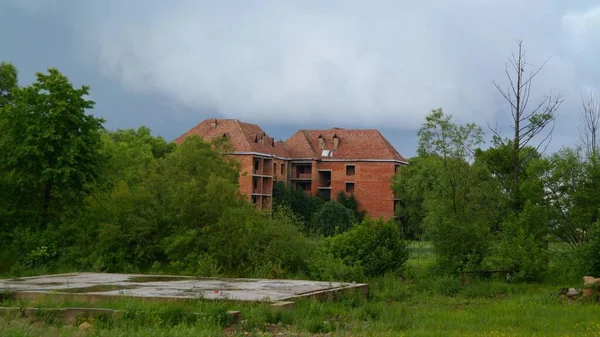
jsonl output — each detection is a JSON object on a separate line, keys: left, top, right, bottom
{"left": 0, "top": 273, "right": 367, "bottom": 302}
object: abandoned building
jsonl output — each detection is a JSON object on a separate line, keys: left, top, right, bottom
{"left": 174, "top": 118, "right": 407, "bottom": 219}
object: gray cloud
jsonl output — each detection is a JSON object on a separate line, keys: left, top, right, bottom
{"left": 79, "top": 1, "right": 598, "bottom": 129}
{"left": 3, "top": 0, "right": 600, "bottom": 154}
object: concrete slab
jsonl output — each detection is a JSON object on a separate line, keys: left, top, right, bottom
{"left": 0, "top": 273, "right": 367, "bottom": 303}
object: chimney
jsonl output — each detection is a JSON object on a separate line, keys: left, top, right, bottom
{"left": 318, "top": 135, "right": 325, "bottom": 148}
{"left": 333, "top": 134, "right": 339, "bottom": 150}
{"left": 210, "top": 118, "right": 217, "bottom": 128}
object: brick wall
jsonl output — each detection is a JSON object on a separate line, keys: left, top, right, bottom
{"left": 315, "top": 161, "right": 396, "bottom": 219}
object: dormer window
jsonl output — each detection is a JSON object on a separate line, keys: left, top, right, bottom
{"left": 318, "top": 134, "right": 325, "bottom": 149}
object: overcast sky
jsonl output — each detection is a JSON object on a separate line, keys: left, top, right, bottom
{"left": 2, "top": 0, "right": 599, "bottom": 157}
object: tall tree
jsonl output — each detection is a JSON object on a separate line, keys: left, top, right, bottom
{"left": 414, "top": 108, "right": 500, "bottom": 271}
{"left": 0, "top": 68, "right": 105, "bottom": 226}
{"left": 579, "top": 89, "right": 600, "bottom": 158}
{"left": 492, "top": 40, "right": 563, "bottom": 212}
{"left": 0, "top": 62, "right": 18, "bottom": 108}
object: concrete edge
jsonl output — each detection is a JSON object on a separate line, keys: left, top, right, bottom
{"left": 0, "top": 306, "right": 242, "bottom": 325}
{"left": 284, "top": 283, "right": 369, "bottom": 302}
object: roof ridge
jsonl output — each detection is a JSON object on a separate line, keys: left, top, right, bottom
{"left": 233, "top": 119, "right": 254, "bottom": 151}
{"left": 376, "top": 129, "right": 405, "bottom": 161}
{"left": 301, "top": 130, "right": 318, "bottom": 158}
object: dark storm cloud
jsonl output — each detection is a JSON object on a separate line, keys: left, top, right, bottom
{"left": 2, "top": 0, "right": 600, "bottom": 155}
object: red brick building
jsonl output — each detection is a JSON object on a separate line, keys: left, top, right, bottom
{"left": 175, "top": 118, "right": 407, "bottom": 219}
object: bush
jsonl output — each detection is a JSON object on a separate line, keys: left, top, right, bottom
{"left": 485, "top": 204, "right": 549, "bottom": 281}
{"left": 581, "top": 222, "right": 600, "bottom": 277}
{"left": 310, "top": 218, "right": 408, "bottom": 281}
{"left": 310, "top": 201, "right": 355, "bottom": 237}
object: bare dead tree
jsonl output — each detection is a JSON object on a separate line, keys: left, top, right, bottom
{"left": 491, "top": 40, "right": 563, "bottom": 212}
{"left": 578, "top": 89, "right": 600, "bottom": 158}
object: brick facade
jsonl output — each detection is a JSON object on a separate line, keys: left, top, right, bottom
{"left": 175, "top": 119, "right": 407, "bottom": 219}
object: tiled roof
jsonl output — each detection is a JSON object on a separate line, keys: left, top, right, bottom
{"left": 284, "top": 128, "right": 406, "bottom": 162}
{"left": 175, "top": 119, "right": 406, "bottom": 162}
{"left": 174, "top": 118, "right": 289, "bottom": 157}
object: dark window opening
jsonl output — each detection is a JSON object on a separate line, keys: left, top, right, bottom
{"left": 317, "top": 189, "right": 331, "bottom": 201}
{"left": 318, "top": 171, "right": 331, "bottom": 188}
{"left": 281, "top": 163, "right": 285, "bottom": 175}
{"left": 296, "top": 181, "right": 311, "bottom": 192}
{"left": 295, "top": 164, "right": 312, "bottom": 178}
{"left": 273, "top": 163, "right": 277, "bottom": 175}
{"left": 346, "top": 165, "right": 355, "bottom": 176}
{"left": 345, "top": 182, "right": 355, "bottom": 194}
{"left": 253, "top": 177, "right": 259, "bottom": 193}
{"left": 254, "top": 159, "right": 260, "bottom": 173}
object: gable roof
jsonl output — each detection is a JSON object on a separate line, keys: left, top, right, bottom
{"left": 284, "top": 128, "right": 406, "bottom": 162}
{"left": 174, "top": 118, "right": 289, "bottom": 157}
{"left": 175, "top": 119, "right": 406, "bottom": 162}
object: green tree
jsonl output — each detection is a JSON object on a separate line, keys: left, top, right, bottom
{"left": 392, "top": 155, "right": 440, "bottom": 239}
{"left": 414, "top": 108, "right": 500, "bottom": 272}
{"left": 273, "top": 181, "right": 324, "bottom": 229}
{"left": 68, "top": 127, "right": 171, "bottom": 271}
{"left": 0, "top": 62, "right": 18, "bottom": 108}
{"left": 543, "top": 148, "right": 600, "bottom": 247}
{"left": 310, "top": 218, "right": 408, "bottom": 280}
{"left": 0, "top": 68, "right": 105, "bottom": 227}
{"left": 311, "top": 201, "right": 355, "bottom": 237}
{"left": 336, "top": 191, "right": 366, "bottom": 222}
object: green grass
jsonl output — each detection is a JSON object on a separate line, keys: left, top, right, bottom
{"left": 1, "top": 241, "right": 599, "bottom": 336}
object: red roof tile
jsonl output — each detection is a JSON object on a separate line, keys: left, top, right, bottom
{"left": 174, "top": 118, "right": 289, "bottom": 157}
{"left": 284, "top": 128, "right": 406, "bottom": 162}
{"left": 175, "top": 118, "right": 406, "bottom": 162}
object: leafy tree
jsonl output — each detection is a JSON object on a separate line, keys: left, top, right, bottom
{"left": 70, "top": 128, "right": 170, "bottom": 271}
{"left": 336, "top": 191, "right": 366, "bottom": 222}
{"left": 273, "top": 181, "right": 324, "bottom": 229}
{"left": 0, "top": 68, "right": 105, "bottom": 227}
{"left": 310, "top": 218, "right": 408, "bottom": 280}
{"left": 0, "top": 62, "right": 18, "bottom": 108}
{"left": 392, "top": 155, "right": 439, "bottom": 239}
{"left": 543, "top": 148, "right": 600, "bottom": 247}
{"left": 413, "top": 108, "right": 501, "bottom": 272}
{"left": 311, "top": 201, "right": 355, "bottom": 237}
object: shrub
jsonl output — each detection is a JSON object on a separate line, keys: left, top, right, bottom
{"left": 310, "top": 218, "right": 408, "bottom": 281}
{"left": 336, "top": 191, "right": 366, "bottom": 222}
{"left": 581, "top": 222, "right": 600, "bottom": 276}
{"left": 310, "top": 201, "right": 355, "bottom": 237}
{"left": 485, "top": 204, "right": 549, "bottom": 281}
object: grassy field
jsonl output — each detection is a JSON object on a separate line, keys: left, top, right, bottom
{"left": 1, "top": 243, "right": 599, "bottom": 337}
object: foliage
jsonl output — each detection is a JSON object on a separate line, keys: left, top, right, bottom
{"left": 484, "top": 203, "right": 550, "bottom": 281}
{"left": 337, "top": 191, "right": 366, "bottom": 222}
{"left": 392, "top": 156, "right": 438, "bottom": 239}
{"left": 409, "top": 108, "right": 500, "bottom": 272}
{"left": 0, "top": 62, "right": 18, "bottom": 107}
{"left": 311, "top": 218, "right": 408, "bottom": 280}
{"left": 273, "top": 180, "right": 324, "bottom": 229}
{"left": 581, "top": 222, "right": 600, "bottom": 277}
{"left": 542, "top": 149, "right": 600, "bottom": 247}
{"left": 0, "top": 68, "right": 105, "bottom": 228}
{"left": 310, "top": 201, "right": 355, "bottom": 237}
